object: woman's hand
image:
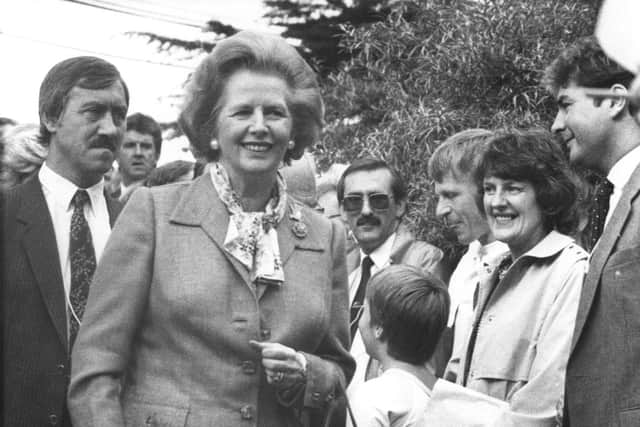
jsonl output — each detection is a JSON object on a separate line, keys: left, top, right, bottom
{"left": 249, "top": 340, "right": 307, "bottom": 390}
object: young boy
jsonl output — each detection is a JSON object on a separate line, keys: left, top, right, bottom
{"left": 347, "top": 264, "right": 450, "bottom": 427}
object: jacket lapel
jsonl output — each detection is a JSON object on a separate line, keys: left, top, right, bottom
{"left": 169, "top": 174, "right": 253, "bottom": 290}
{"left": 389, "top": 225, "right": 413, "bottom": 265}
{"left": 17, "top": 177, "right": 68, "bottom": 349}
{"left": 571, "top": 163, "right": 640, "bottom": 351}
{"left": 264, "top": 201, "right": 324, "bottom": 300}
{"left": 104, "top": 192, "right": 123, "bottom": 227}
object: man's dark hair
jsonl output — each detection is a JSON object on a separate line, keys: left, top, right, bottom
{"left": 336, "top": 157, "right": 407, "bottom": 203}
{"left": 38, "top": 56, "right": 129, "bottom": 145}
{"left": 367, "top": 264, "right": 449, "bottom": 365}
{"left": 543, "top": 36, "right": 634, "bottom": 96}
{"left": 126, "top": 113, "right": 162, "bottom": 157}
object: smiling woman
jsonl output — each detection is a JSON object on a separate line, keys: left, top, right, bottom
{"left": 68, "top": 31, "right": 354, "bottom": 427}
{"left": 434, "top": 129, "right": 589, "bottom": 425}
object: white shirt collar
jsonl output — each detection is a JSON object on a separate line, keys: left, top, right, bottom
{"left": 359, "top": 232, "right": 397, "bottom": 269}
{"left": 607, "top": 145, "right": 640, "bottom": 191}
{"left": 39, "top": 162, "right": 105, "bottom": 212}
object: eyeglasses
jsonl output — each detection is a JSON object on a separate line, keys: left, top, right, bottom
{"left": 342, "top": 193, "right": 392, "bottom": 213}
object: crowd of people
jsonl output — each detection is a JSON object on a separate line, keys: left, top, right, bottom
{"left": 2, "top": 17, "right": 640, "bottom": 427}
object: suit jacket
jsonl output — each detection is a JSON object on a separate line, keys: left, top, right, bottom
{"left": 345, "top": 224, "right": 445, "bottom": 279}
{"left": 2, "top": 175, "right": 121, "bottom": 427}
{"left": 566, "top": 163, "right": 640, "bottom": 427}
{"left": 68, "top": 173, "right": 355, "bottom": 427}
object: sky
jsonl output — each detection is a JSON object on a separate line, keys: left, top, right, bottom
{"left": 0, "top": 0, "right": 272, "bottom": 124}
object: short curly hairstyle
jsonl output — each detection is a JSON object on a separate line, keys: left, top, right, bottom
{"left": 542, "top": 36, "right": 634, "bottom": 96}
{"left": 1, "top": 123, "right": 47, "bottom": 190}
{"left": 475, "top": 129, "right": 580, "bottom": 235}
{"left": 179, "top": 31, "right": 323, "bottom": 164}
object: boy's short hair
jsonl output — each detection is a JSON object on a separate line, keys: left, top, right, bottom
{"left": 366, "top": 264, "right": 450, "bottom": 365}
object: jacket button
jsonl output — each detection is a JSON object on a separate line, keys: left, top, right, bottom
{"left": 57, "top": 364, "right": 65, "bottom": 373}
{"left": 312, "top": 392, "right": 321, "bottom": 401}
{"left": 49, "top": 414, "right": 58, "bottom": 425}
{"left": 240, "top": 405, "right": 254, "bottom": 420}
{"left": 260, "top": 329, "right": 271, "bottom": 340}
{"left": 241, "top": 360, "right": 256, "bottom": 374}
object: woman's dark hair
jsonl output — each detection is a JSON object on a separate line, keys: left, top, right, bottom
{"left": 475, "top": 129, "right": 581, "bottom": 235}
{"left": 179, "top": 31, "right": 323, "bottom": 164}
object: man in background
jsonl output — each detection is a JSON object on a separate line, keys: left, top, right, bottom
{"left": 544, "top": 36, "right": 640, "bottom": 427}
{"left": 2, "top": 56, "right": 127, "bottom": 427}
{"left": 337, "top": 157, "right": 446, "bottom": 394}
{"left": 428, "top": 128, "right": 509, "bottom": 383}
{"left": 114, "top": 112, "right": 161, "bottom": 203}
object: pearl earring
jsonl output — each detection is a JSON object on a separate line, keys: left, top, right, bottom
{"left": 210, "top": 139, "right": 219, "bottom": 150}
{"left": 288, "top": 140, "right": 295, "bottom": 150}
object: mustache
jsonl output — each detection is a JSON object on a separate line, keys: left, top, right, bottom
{"left": 89, "top": 136, "right": 117, "bottom": 152}
{"left": 356, "top": 215, "right": 381, "bottom": 227}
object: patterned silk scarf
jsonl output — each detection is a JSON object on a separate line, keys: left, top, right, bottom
{"left": 210, "top": 162, "right": 288, "bottom": 285}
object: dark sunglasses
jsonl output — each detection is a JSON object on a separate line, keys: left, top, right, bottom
{"left": 342, "top": 193, "right": 392, "bottom": 213}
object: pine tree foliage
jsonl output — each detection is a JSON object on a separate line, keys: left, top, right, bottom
{"left": 265, "top": 0, "right": 392, "bottom": 71}
{"left": 316, "top": 0, "right": 599, "bottom": 259}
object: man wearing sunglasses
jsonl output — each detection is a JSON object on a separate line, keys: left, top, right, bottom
{"left": 337, "top": 157, "right": 446, "bottom": 395}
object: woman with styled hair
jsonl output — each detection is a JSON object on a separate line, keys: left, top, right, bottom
{"left": 0, "top": 123, "right": 47, "bottom": 190}
{"left": 69, "top": 31, "right": 354, "bottom": 427}
{"left": 427, "top": 129, "right": 589, "bottom": 425}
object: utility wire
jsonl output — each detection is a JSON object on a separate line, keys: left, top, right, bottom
{"left": 63, "top": 0, "right": 207, "bottom": 28}
{"left": 0, "top": 31, "right": 197, "bottom": 70}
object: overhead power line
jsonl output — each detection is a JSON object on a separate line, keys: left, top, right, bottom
{"left": 63, "top": 0, "right": 207, "bottom": 28}
{"left": 0, "top": 31, "right": 196, "bottom": 70}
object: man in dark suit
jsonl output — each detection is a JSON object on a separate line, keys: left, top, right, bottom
{"left": 544, "top": 36, "right": 640, "bottom": 427}
{"left": 2, "top": 56, "right": 128, "bottom": 427}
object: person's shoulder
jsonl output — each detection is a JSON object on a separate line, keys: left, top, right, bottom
{"left": 555, "top": 233, "right": 589, "bottom": 264}
{"left": 348, "top": 375, "right": 390, "bottom": 419}
{"left": 2, "top": 175, "right": 42, "bottom": 216}
{"left": 293, "top": 198, "right": 330, "bottom": 227}
{"left": 392, "top": 225, "right": 443, "bottom": 267}
{"left": 289, "top": 198, "right": 343, "bottom": 240}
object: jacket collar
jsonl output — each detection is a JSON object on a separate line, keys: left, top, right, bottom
{"left": 169, "top": 173, "right": 323, "bottom": 293}
{"left": 518, "top": 230, "right": 574, "bottom": 261}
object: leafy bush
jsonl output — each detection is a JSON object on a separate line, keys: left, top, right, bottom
{"left": 317, "top": 0, "right": 599, "bottom": 261}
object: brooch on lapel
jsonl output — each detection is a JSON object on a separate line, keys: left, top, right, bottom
{"left": 289, "top": 205, "right": 308, "bottom": 239}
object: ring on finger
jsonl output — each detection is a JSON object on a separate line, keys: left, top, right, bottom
{"left": 273, "top": 371, "right": 285, "bottom": 383}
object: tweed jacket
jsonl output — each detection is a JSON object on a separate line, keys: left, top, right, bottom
{"left": 565, "top": 163, "right": 640, "bottom": 427}
{"left": 68, "top": 173, "right": 355, "bottom": 427}
{"left": 2, "top": 175, "right": 121, "bottom": 427}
